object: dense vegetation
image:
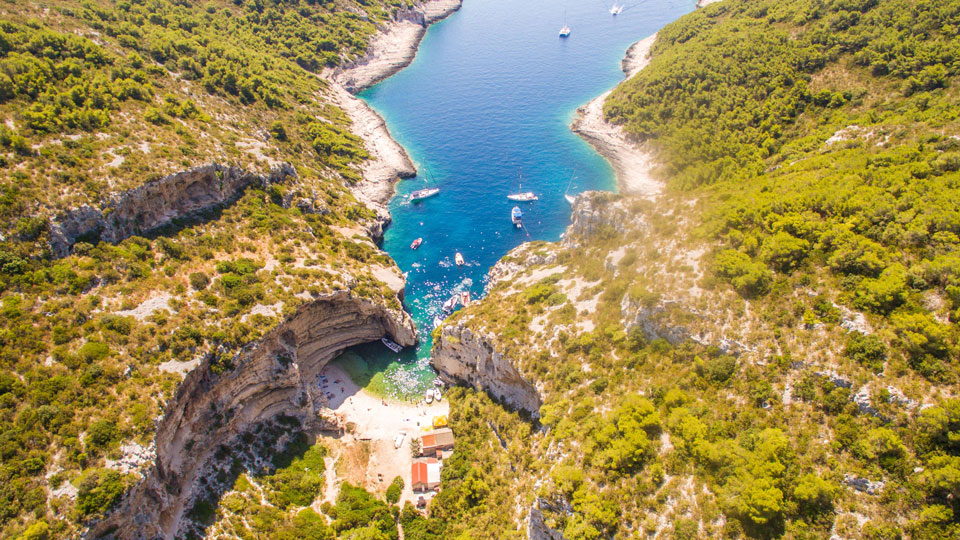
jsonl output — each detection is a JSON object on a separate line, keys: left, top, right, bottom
{"left": 0, "top": 0, "right": 414, "bottom": 537}
{"left": 605, "top": 0, "right": 959, "bottom": 385}
{"left": 4, "top": 0, "right": 959, "bottom": 538}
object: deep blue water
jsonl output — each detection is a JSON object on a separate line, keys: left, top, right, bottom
{"left": 336, "top": 0, "right": 695, "bottom": 398}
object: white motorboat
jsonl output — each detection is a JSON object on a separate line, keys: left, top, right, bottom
{"left": 610, "top": 3, "right": 624, "bottom": 15}
{"left": 455, "top": 252, "right": 465, "bottom": 266}
{"left": 511, "top": 206, "right": 523, "bottom": 228}
{"left": 425, "top": 389, "right": 434, "bottom": 404}
{"left": 442, "top": 294, "right": 459, "bottom": 313}
{"left": 381, "top": 337, "right": 402, "bottom": 353}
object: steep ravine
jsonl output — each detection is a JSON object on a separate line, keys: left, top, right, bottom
{"left": 94, "top": 292, "right": 415, "bottom": 539}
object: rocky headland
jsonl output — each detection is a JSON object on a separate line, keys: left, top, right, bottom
{"left": 331, "top": 0, "right": 463, "bottom": 94}
{"left": 570, "top": 34, "right": 662, "bottom": 199}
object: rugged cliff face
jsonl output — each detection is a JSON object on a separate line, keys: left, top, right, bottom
{"left": 431, "top": 322, "right": 542, "bottom": 419}
{"left": 93, "top": 291, "right": 415, "bottom": 540}
{"left": 49, "top": 163, "right": 295, "bottom": 257}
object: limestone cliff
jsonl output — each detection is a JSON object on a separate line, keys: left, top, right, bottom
{"left": 562, "top": 191, "right": 644, "bottom": 247}
{"left": 49, "top": 163, "right": 295, "bottom": 257}
{"left": 431, "top": 322, "right": 542, "bottom": 418}
{"left": 93, "top": 291, "right": 415, "bottom": 540}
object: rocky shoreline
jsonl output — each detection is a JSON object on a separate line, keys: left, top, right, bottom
{"left": 331, "top": 0, "right": 463, "bottom": 94}
{"left": 326, "top": 0, "right": 462, "bottom": 230}
{"left": 570, "top": 34, "right": 662, "bottom": 199}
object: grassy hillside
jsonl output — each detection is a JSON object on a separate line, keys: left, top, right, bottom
{"left": 0, "top": 0, "right": 416, "bottom": 537}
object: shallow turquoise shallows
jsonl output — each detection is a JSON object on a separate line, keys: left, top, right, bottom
{"left": 339, "top": 0, "right": 695, "bottom": 398}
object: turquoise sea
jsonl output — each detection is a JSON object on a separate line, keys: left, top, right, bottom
{"left": 335, "top": 0, "right": 696, "bottom": 398}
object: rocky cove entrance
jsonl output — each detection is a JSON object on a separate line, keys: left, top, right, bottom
{"left": 342, "top": 0, "right": 693, "bottom": 394}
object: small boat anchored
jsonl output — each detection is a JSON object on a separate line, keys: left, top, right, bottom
{"left": 511, "top": 206, "right": 523, "bottom": 228}
{"left": 455, "top": 252, "right": 465, "bottom": 266}
{"left": 442, "top": 294, "right": 459, "bottom": 313}
{"left": 507, "top": 170, "right": 538, "bottom": 202}
{"left": 381, "top": 337, "right": 402, "bottom": 353}
{"left": 410, "top": 237, "right": 423, "bottom": 250}
{"left": 559, "top": 25, "right": 571, "bottom": 38}
{"left": 425, "top": 389, "right": 434, "bottom": 404}
{"left": 409, "top": 187, "right": 439, "bottom": 202}
{"left": 460, "top": 291, "right": 471, "bottom": 306}
{"left": 564, "top": 169, "right": 577, "bottom": 204}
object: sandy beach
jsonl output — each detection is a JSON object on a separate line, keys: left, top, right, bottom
{"left": 570, "top": 34, "right": 662, "bottom": 199}
{"left": 319, "top": 362, "right": 449, "bottom": 506}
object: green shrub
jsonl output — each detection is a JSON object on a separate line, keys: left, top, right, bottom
{"left": 75, "top": 469, "right": 125, "bottom": 517}
{"left": 385, "top": 476, "right": 403, "bottom": 504}
{"left": 843, "top": 333, "right": 886, "bottom": 372}
{"left": 189, "top": 271, "right": 210, "bottom": 290}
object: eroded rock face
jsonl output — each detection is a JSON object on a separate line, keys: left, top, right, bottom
{"left": 94, "top": 291, "right": 415, "bottom": 540}
{"left": 528, "top": 504, "right": 567, "bottom": 540}
{"left": 431, "top": 323, "right": 542, "bottom": 418}
{"left": 563, "top": 191, "right": 641, "bottom": 247}
{"left": 49, "top": 163, "right": 295, "bottom": 257}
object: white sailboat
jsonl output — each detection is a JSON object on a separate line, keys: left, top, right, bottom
{"left": 610, "top": 3, "right": 624, "bottom": 15}
{"left": 563, "top": 170, "right": 577, "bottom": 204}
{"left": 559, "top": 9, "right": 571, "bottom": 37}
{"left": 409, "top": 167, "right": 440, "bottom": 202}
{"left": 507, "top": 171, "right": 538, "bottom": 201}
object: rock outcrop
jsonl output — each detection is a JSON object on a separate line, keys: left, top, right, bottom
{"left": 49, "top": 163, "right": 295, "bottom": 257}
{"left": 93, "top": 291, "right": 415, "bottom": 540}
{"left": 431, "top": 323, "right": 542, "bottom": 418}
{"left": 528, "top": 504, "right": 567, "bottom": 540}
{"left": 563, "top": 192, "right": 644, "bottom": 247}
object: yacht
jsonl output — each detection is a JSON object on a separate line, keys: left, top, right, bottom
{"left": 610, "top": 3, "right": 624, "bottom": 15}
{"left": 409, "top": 187, "right": 439, "bottom": 202}
{"left": 508, "top": 171, "right": 538, "bottom": 201}
{"left": 410, "top": 237, "right": 423, "bottom": 249}
{"left": 455, "top": 252, "right": 465, "bottom": 266}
